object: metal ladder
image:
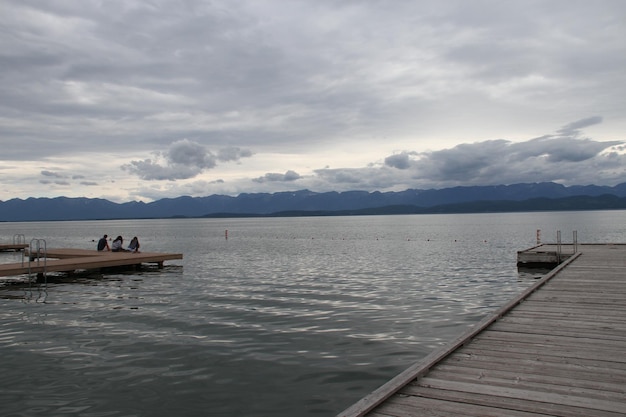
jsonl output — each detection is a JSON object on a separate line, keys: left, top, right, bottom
{"left": 28, "top": 238, "right": 47, "bottom": 284}
{"left": 556, "top": 230, "right": 578, "bottom": 263}
{"left": 13, "top": 234, "right": 26, "bottom": 266}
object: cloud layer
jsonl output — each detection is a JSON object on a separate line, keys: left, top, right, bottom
{"left": 0, "top": 1, "right": 624, "bottom": 202}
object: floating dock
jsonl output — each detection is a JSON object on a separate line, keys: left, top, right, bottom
{"left": 339, "top": 243, "right": 626, "bottom": 416}
{"left": 0, "top": 243, "right": 28, "bottom": 252}
{"left": 516, "top": 243, "right": 577, "bottom": 267}
{"left": 0, "top": 248, "right": 183, "bottom": 279}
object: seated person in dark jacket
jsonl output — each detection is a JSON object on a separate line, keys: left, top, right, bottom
{"left": 97, "top": 234, "right": 110, "bottom": 251}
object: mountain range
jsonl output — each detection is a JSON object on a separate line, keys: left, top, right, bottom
{"left": 1, "top": 182, "right": 626, "bottom": 222}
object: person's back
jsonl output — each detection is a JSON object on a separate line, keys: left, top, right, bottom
{"left": 97, "top": 235, "right": 109, "bottom": 251}
{"left": 111, "top": 236, "right": 125, "bottom": 252}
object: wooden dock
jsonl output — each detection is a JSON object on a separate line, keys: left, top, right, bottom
{"left": 517, "top": 243, "right": 578, "bottom": 267}
{"left": 0, "top": 243, "right": 28, "bottom": 252}
{"left": 0, "top": 248, "right": 183, "bottom": 278}
{"left": 339, "top": 243, "right": 626, "bottom": 417}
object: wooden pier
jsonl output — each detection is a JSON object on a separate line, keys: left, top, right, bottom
{"left": 339, "top": 243, "right": 626, "bottom": 416}
{"left": 0, "top": 248, "right": 183, "bottom": 278}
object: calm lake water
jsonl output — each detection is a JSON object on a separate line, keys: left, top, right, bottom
{"left": 1, "top": 211, "right": 624, "bottom": 416}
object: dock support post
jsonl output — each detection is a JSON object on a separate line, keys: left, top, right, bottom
{"left": 556, "top": 230, "right": 562, "bottom": 263}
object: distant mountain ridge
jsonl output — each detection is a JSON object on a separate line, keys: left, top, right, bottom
{"left": 1, "top": 182, "right": 625, "bottom": 221}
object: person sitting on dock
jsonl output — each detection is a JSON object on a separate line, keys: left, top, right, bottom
{"left": 111, "top": 236, "right": 129, "bottom": 252}
{"left": 128, "top": 236, "right": 141, "bottom": 253}
{"left": 97, "top": 234, "right": 110, "bottom": 251}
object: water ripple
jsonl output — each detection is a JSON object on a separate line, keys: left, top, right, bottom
{"left": 1, "top": 212, "right": 623, "bottom": 416}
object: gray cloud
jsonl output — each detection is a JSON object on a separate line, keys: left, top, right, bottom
{"left": 122, "top": 157, "right": 205, "bottom": 181}
{"left": 385, "top": 151, "right": 417, "bottom": 170}
{"left": 557, "top": 116, "right": 603, "bottom": 137}
{"left": 312, "top": 118, "right": 625, "bottom": 192}
{"left": 41, "top": 170, "right": 65, "bottom": 178}
{"left": 40, "top": 179, "right": 70, "bottom": 186}
{"left": 122, "top": 139, "right": 253, "bottom": 181}
{"left": 407, "top": 120, "right": 624, "bottom": 186}
{"left": 1, "top": 1, "right": 625, "bottom": 201}
{"left": 217, "top": 147, "right": 254, "bottom": 162}
{"left": 253, "top": 170, "right": 301, "bottom": 183}
{"left": 167, "top": 139, "right": 217, "bottom": 170}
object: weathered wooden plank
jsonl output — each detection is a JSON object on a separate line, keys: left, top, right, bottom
{"left": 399, "top": 384, "right": 625, "bottom": 417}
{"left": 426, "top": 366, "right": 625, "bottom": 397}
{"left": 462, "top": 339, "right": 626, "bottom": 363}
{"left": 492, "top": 316, "right": 626, "bottom": 333}
{"left": 486, "top": 322, "right": 626, "bottom": 342}
{"left": 452, "top": 346, "right": 626, "bottom": 372}
{"left": 376, "top": 394, "right": 541, "bottom": 417}
{"left": 504, "top": 310, "right": 626, "bottom": 323}
{"left": 475, "top": 330, "right": 626, "bottom": 353}
{"left": 408, "top": 378, "right": 626, "bottom": 414}
{"left": 507, "top": 305, "right": 626, "bottom": 317}
{"left": 508, "top": 308, "right": 626, "bottom": 322}
{"left": 431, "top": 362, "right": 626, "bottom": 390}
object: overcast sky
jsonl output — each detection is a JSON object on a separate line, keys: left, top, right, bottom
{"left": 1, "top": 0, "right": 625, "bottom": 203}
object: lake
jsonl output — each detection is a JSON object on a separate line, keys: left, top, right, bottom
{"left": 0, "top": 211, "right": 624, "bottom": 416}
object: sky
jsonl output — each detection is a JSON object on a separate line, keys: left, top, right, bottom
{"left": 1, "top": 0, "right": 625, "bottom": 203}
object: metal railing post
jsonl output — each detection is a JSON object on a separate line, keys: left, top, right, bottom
{"left": 556, "top": 230, "right": 562, "bottom": 263}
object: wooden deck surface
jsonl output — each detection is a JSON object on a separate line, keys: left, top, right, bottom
{"left": 339, "top": 243, "right": 626, "bottom": 417}
{"left": 0, "top": 248, "right": 183, "bottom": 277}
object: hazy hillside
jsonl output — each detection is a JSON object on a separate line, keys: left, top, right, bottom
{"left": 1, "top": 182, "right": 625, "bottom": 221}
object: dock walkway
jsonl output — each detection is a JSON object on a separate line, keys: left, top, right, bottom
{"left": 339, "top": 244, "right": 626, "bottom": 416}
{"left": 0, "top": 248, "right": 183, "bottom": 278}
